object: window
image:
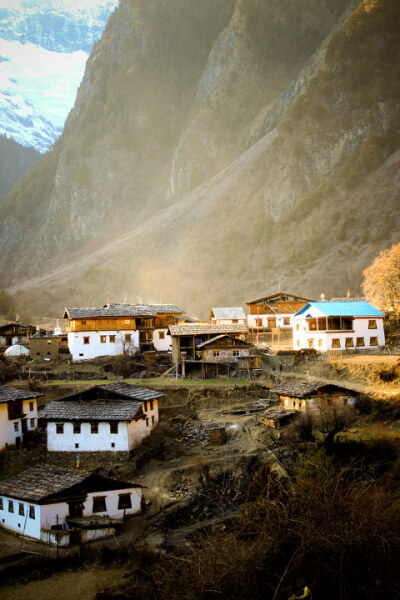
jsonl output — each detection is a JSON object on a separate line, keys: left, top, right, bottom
{"left": 368, "top": 320, "right": 377, "bottom": 329}
{"left": 124, "top": 319, "right": 130, "bottom": 324}
{"left": 91, "top": 423, "right": 98, "bottom": 434}
{"left": 29, "top": 402, "right": 34, "bottom": 412}
{"left": 75, "top": 443, "right": 79, "bottom": 449}
{"left": 233, "top": 350, "right": 240, "bottom": 357}
{"left": 125, "top": 333, "right": 131, "bottom": 343}
{"left": 92, "top": 496, "right": 106, "bottom": 513}
{"left": 118, "top": 494, "right": 132, "bottom": 510}
{"left": 8, "top": 500, "right": 14, "bottom": 513}
{"left": 73, "top": 423, "right": 81, "bottom": 434}
{"left": 296, "top": 340, "right": 300, "bottom": 347}
{"left": 109, "top": 335, "right": 116, "bottom": 343}
{"left": 0, "top": 498, "right": 3, "bottom": 510}
{"left": 19, "top": 503, "right": 24, "bottom": 516}
{"left": 110, "top": 422, "right": 118, "bottom": 434}
{"left": 296, "top": 324, "right": 300, "bottom": 331}
{"left": 213, "top": 351, "right": 220, "bottom": 357}
{"left": 29, "top": 506, "right": 35, "bottom": 519}
{"left": 308, "top": 319, "right": 317, "bottom": 331}
{"left": 14, "top": 422, "right": 19, "bottom": 432}
{"left": 152, "top": 415, "right": 155, "bottom": 426}
{"left": 81, "top": 320, "right": 86, "bottom": 325}
{"left": 232, "top": 319, "right": 238, "bottom": 324}
{"left": 356, "top": 337, "right": 365, "bottom": 347}
{"left": 370, "top": 336, "right": 378, "bottom": 346}
{"left": 345, "top": 338, "right": 354, "bottom": 347}
{"left": 111, "top": 443, "right": 115, "bottom": 448}
{"left": 83, "top": 337, "right": 90, "bottom": 345}
{"left": 284, "top": 318, "right": 290, "bottom": 326}
{"left": 146, "top": 418, "right": 149, "bottom": 427}
{"left": 159, "top": 331, "right": 165, "bottom": 339}
{"left": 30, "top": 418, "right": 35, "bottom": 428}
{"left": 100, "top": 335, "right": 106, "bottom": 343}
{"left": 256, "top": 319, "right": 263, "bottom": 327}
{"left": 56, "top": 423, "right": 64, "bottom": 434}
{"left": 332, "top": 339, "right": 341, "bottom": 349}
{"left": 308, "top": 339, "right": 314, "bottom": 348}
{"left": 149, "top": 400, "right": 153, "bottom": 411}
{"left": 318, "top": 339, "right": 323, "bottom": 348}
{"left": 342, "top": 318, "right": 353, "bottom": 331}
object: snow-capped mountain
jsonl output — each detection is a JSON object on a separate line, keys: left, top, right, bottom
{"left": 0, "top": 0, "right": 118, "bottom": 152}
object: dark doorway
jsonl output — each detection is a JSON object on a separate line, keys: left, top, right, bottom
{"left": 21, "top": 419, "right": 28, "bottom": 434}
{"left": 15, "top": 437, "right": 20, "bottom": 449}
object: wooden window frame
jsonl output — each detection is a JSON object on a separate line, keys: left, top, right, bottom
{"left": 56, "top": 423, "right": 64, "bottom": 434}
{"left": 233, "top": 350, "right": 240, "bottom": 357}
{"left": 356, "top": 337, "right": 365, "bottom": 347}
{"left": 29, "top": 402, "right": 34, "bottom": 412}
{"left": 8, "top": 500, "right": 14, "bottom": 513}
{"left": 30, "top": 418, "right": 35, "bottom": 428}
{"left": 91, "top": 423, "right": 99, "bottom": 434}
{"left": 92, "top": 496, "right": 106, "bottom": 513}
{"left": 118, "top": 493, "right": 132, "bottom": 510}
{"left": 368, "top": 320, "right": 377, "bottom": 329}
{"left": 19, "top": 503, "right": 24, "bottom": 516}
{"left": 0, "top": 498, "right": 3, "bottom": 510}
{"left": 345, "top": 338, "right": 354, "bottom": 347}
{"left": 109, "top": 335, "right": 116, "bottom": 343}
{"left": 332, "top": 338, "right": 341, "bottom": 349}
{"left": 159, "top": 331, "right": 165, "bottom": 339}
{"left": 110, "top": 422, "right": 118, "bottom": 434}
{"left": 29, "top": 505, "right": 35, "bottom": 519}
{"left": 83, "top": 336, "right": 90, "bottom": 345}
{"left": 73, "top": 423, "right": 81, "bottom": 434}
{"left": 370, "top": 336, "right": 378, "bottom": 346}
{"left": 100, "top": 335, "right": 107, "bottom": 344}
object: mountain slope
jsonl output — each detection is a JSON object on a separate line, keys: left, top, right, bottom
{"left": 0, "top": 135, "right": 40, "bottom": 201}
{"left": 1, "top": 0, "right": 400, "bottom": 318}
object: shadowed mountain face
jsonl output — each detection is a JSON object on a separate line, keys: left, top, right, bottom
{"left": 0, "top": 0, "right": 399, "bottom": 319}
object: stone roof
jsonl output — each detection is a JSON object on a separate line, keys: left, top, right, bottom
{"left": 0, "top": 386, "right": 43, "bottom": 405}
{"left": 95, "top": 382, "right": 165, "bottom": 401}
{"left": 64, "top": 303, "right": 183, "bottom": 319}
{"left": 272, "top": 381, "right": 355, "bottom": 398}
{"left": 197, "top": 335, "right": 251, "bottom": 349}
{"left": 246, "top": 292, "right": 313, "bottom": 306}
{"left": 169, "top": 323, "right": 247, "bottom": 336}
{"left": 0, "top": 465, "right": 89, "bottom": 502}
{"left": 210, "top": 307, "right": 246, "bottom": 320}
{"left": 0, "top": 465, "right": 140, "bottom": 503}
{"left": 40, "top": 399, "right": 144, "bottom": 421}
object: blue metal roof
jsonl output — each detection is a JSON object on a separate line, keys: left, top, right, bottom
{"left": 294, "top": 301, "right": 384, "bottom": 318}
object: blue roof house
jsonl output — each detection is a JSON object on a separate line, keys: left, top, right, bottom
{"left": 291, "top": 301, "right": 385, "bottom": 351}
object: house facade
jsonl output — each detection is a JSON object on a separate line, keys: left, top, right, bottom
{"left": 0, "top": 387, "right": 41, "bottom": 450}
{"left": 292, "top": 301, "right": 385, "bottom": 351}
{"left": 169, "top": 323, "right": 248, "bottom": 363}
{"left": 40, "top": 383, "right": 163, "bottom": 453}
{"left": 273, "top": 381, "right": 357, "bottom": 413}
{"left": 209, "top": 307, "right": 247, "bottom": 326}
{"left": 246, "top": 292, "right": 313, "bottom": 331}
{"left": 0, "top": 465, "right": 142, "bottom": 546}
{"left": 0, "top": 323, "right": 47, "bottom": 347}
{"left": 64, "top": 303, "right": 183, "bottom": 360}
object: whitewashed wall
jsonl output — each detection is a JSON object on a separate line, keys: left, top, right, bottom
{"left": 153, "top": 329, "right": 172, "bottom": 352}
{"left": 47, "top": 421, "right": 130, "bottom": 452}
{"left": 0, "top": 399, "right": 38, "bottom": 450}
{"left": 0, "top": 496, "right": 41, "bottom": 539}
{"left": 247, "top": 314, "right": 293, "bottom": 329}
{"left": 67, "top": 330, "right": 140, "bottom": 360}
{"left": 83, "top": 488, "right": 142, "bottom": 519}
{"left": 204, "top": 348, "right": 249, "bottom": 361}
{"left": 293, "top": 315, "right": 385, "bottom": 351}
{"left": 211, "top": 319, "right": 246, "bottom": 326}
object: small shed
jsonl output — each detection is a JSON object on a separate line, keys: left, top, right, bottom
{"left": 272, "top": 381, "right": 357, "bottom": 413}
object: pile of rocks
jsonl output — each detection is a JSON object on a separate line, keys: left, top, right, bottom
{"left": 175, "top": 420, "right": 220, "bottom": 447}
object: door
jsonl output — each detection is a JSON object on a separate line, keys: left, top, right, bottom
{"left": 21, "top": 419, "right": 28, "bottom": 434}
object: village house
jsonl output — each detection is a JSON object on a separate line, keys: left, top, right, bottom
{"left": 197, "top": 335, "right": 261, "bottom": 370}
{"left": 0, "top": 464, "right": 142, "bottom": 546}
{"left": 169, "top": 323, "right": 248, "bottom": 364}
{"left": 272, "top": 381, "right": 357, "bottom": 413}
{"left": 0, "top": 387, "right": 41, "bottom": 450}
{"left": 40, "top": 382, "right": 163, "bottom": 453}
{"left": 291, "top": 301, "right": 385, "bottom": 351}
{"left": 209, "top": 307, "right": 247, "bottom": 326}
{"left": 246, "top": 292, "right": 313, "bottom": 331}
{"left": 0, "top": 322, "right": 47, "bottom": 347}
{"left": 64, "top": 303, "right": 183, "bottom": 360}
{"left": 29, "top": 334, "right": 70, "bottom": 361}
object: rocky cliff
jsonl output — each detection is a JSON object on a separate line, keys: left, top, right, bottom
{"left": 0, "top": 0, "right": 399, "bottom": 318}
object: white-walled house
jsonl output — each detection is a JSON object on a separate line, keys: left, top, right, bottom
{"left": 0, "top": 465, "right": 142, "bottom": 546}
{"left": 246, "top": 292, "right": 313, "bottom": 331}
{"left": 209, "top": 307, "right": 247, "bottom": 326}
{"left": 0, "top": 387, "right": 41, "bottom": 450}
{"left": 40, "top": 383, "right": 163, "bottom": 453}
{"left": 292, "top": 301, "right": 385, "bottom": 351}
{"left": 64, "top": 303, "right": 183, "bottom": 360}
